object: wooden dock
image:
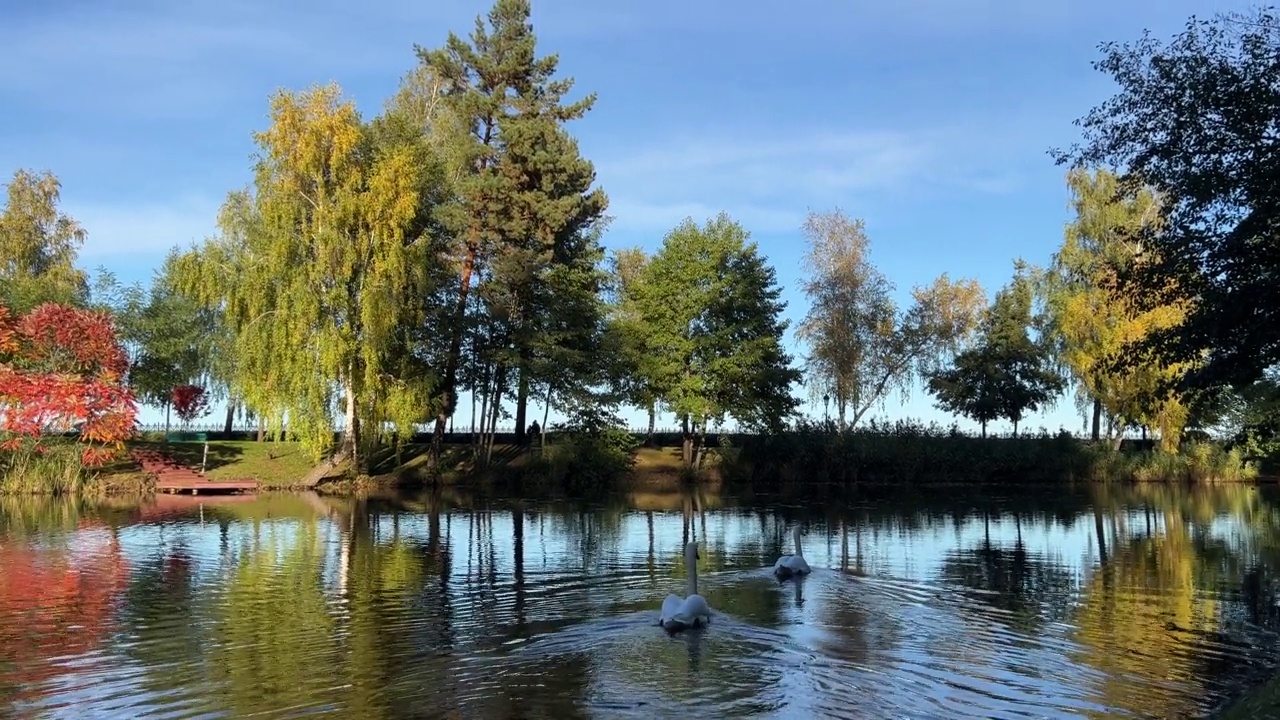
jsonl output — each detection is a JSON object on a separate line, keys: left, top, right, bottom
{"left": 131, "top": 448, "right": 259, "bottom": 495}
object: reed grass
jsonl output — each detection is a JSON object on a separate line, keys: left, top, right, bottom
{"left": 0, "top": 442, "right": 90, "bottom": 495}
{"left": 727, "top": 419, "right": 1257, "bottom": 489}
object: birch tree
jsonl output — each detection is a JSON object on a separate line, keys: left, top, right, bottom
{"left": 797, "top": 208, "right": 986, "bottom": 427}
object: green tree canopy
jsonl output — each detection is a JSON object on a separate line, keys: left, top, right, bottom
{"left": 627, "top": 213, "right": 800, "bottom": 465}
{"left": 414, "top": 0, "right": 603, "bottom": 455}
{"left": 0, "top": 169, "right": 88, "bottom": 313}
{"left": 171, "top": 83, "right": 441, "bottom": 468}
{"left": 930, "top": 264, "right": 1064, "bottom": 436}
{"left": 1041, "top": 168, "right": 1191, "bottom": 450}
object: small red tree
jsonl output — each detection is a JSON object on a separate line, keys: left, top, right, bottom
{"left": 0, "top": 303, "right": 138, "bottom": 465}
{"left": 171, "top": 384, "right": 211, "bottom": 425}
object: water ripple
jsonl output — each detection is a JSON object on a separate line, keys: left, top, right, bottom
{"left": 3, "top": 489, "right": 1280, "bottom": 718}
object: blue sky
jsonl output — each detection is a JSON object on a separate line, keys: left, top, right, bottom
{"left": 0, "top": 0, "right": 1247, "bottom": 434}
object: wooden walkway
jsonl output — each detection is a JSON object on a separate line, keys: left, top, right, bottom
{"left": 131, "top": 448, "right": 259, "bottom": 495}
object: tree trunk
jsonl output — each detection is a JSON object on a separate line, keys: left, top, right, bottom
{"left": 645, "top": 401, "right": 656, "bottom": 447}
{"left": 223, "top": 399, "right": 235, "bottom": 437}
{"left": 256, "top": 414, "right": 265, "bottom": 443}
{"left": 163, "top": 402, "right": 171, "bottom": 443}
{"left": 342, "top": 377, "right": 360, "bottom": 473}
{"left": 980, "top": 420, "right": 987, "bottom": 438}
{"left": 514, "top": 353, "right": 530, "bottom": 446}
{"left": 476, "top": 363, "right": 491, "bottom": 455}
{"left": 431, "top": 247, "right": 477, "bottom": 468}
{"left": 680, "top": 414, "right": 694, "bottom": 466}
{"left": 1012, "top": 419, "right": 1019, "bottom": 437}
{"left": 1091, "top": 398, "right": 1102, "bottom": 442}
{"left": 484, "top": 364, "right": 506, "bottom": 467}
{"left": 701, "top": 417, "right": 711, "bottom": 468}
{"left": 541, "top": 384, "right": 552, "bottom": 451}
{"left": 470, "top": 378, "right": 478, "bottom": 444}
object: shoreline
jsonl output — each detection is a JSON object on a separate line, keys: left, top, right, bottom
{"left": 2, "top": 438, "right": 1273, "bottom": 497}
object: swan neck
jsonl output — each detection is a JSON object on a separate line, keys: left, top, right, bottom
{"left": 794, "top": 528, "right": 804, "bottom": 558}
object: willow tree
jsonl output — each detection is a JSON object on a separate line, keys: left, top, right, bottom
{"left": 797, "top": 208, "right": 987, "bottom": 427}
{"left": 1042, "top": 168, "right": 1191, "bottom": 450}
{"left": 0, "top": 169, "right": 89, "bottom": 313}
{"left": 173, "top": 84, "right": 438, "bottom": 470}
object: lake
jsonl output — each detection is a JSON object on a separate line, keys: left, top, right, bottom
{"left": 2, "top": 483, "right": 1280, "bottom": 718}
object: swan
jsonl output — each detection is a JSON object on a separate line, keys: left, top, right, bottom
{"left": 659, "top": 540, "right": 712, "bottom": 632}
{"left": 773, "top": 525, "right": 811, "bottom": 579}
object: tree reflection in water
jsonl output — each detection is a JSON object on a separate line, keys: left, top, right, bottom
{"left": 1, "top": 484, "right": 1280, "bottom": 717}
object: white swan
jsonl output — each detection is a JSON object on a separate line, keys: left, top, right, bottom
{"left": 773, "top": 525, "right": 811, "bottom": 579}
{"left": 659, "top": 540, "right": 712, "bottom": 631}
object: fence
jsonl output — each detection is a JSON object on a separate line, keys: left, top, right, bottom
{"left": 132, "top": 421, "right": 1111, "bottom": 447}
{"left": 135, "top": 422, "right": 691, "bottom": 436}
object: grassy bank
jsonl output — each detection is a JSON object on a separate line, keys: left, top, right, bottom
{"left": 129, "top": 440, "right": 317, "bottom": 488}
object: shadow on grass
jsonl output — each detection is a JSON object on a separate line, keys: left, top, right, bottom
{"left": 130, "top": 441, "right": 246, "bottom": 472}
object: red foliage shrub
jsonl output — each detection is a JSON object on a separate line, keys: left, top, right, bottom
{"left": 171, "top": 384, "right": 211, "bottom": 423}
{"left": 0, "top": 303, "right": 138, "bottom": 464}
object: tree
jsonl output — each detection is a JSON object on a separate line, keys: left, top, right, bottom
{"left": 796, "top": 208, "right": 987, "bottom": 427}
{"left": 927, "top": 349, "right": 1003, "bottom": 437}
{"left": 494, "top": 117, "right": 608, "bottom": 448}
{"left": 796, "top": 210, "right": 894, "bottom": 426}
{"left": 1041, "top": 168, "right": 1191, "bottom": 450}
{"left": 1054, "top": 7, "right": 1280, "bottom": 390}
{"left": 91, "top": 257, "right": 220, "bottom": 436}
{"left": 0, "top": 169, "right": 89, "bottom": 313}
{"left": 1210, "top": 370, "right": 1280, "bottom": 463}
{"left": 0, "top": 303, "right": 138, "bottom": 465}
{"left": 629, "top": 214, "right": 800, "bottom": 466}
{"left": 929, "top": 265, "right": 1064, "bottom": 436}
{"left": 171, "top": 384, "right": 211, "bottom": 426}
{"left": 605, "top": 246, "right": 663, "bottom": 444}
{"left": 172, "top": 83, "right": 438, "bottom": 470}
{"left": 414, "top": 0, "right": 601, "bottom": 460}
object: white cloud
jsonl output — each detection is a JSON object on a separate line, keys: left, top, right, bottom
{"left": 0, "top": 0, "right": 451, "bottom": 120}
{"left": 593, "top": 121, "right": 1035, "bottom": 238}
{"left": 67, "top": 196, "right": 221, "bottom": 259}
{"left": 605, "top": 199, "right": 804, "bottom": 236}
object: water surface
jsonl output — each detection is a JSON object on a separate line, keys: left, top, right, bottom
{"left": 2, "top": 484, "right": 1280, "bottom": 718}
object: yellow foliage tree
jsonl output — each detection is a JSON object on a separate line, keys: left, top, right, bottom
{"left": 1044, "top": 168, "right": 1193, "bottom": 452}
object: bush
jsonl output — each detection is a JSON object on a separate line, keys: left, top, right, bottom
{"left": 523, "top": 406, "right": 639, "bottom": 495}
